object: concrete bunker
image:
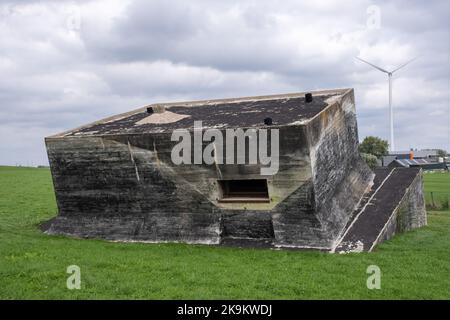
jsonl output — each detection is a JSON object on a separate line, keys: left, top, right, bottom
{"left": 43, "top": 88, "right": 427, "bottom": 252}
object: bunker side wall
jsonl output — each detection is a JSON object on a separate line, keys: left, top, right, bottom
{"left": 377, "top": 169, "right": 427, "bottom": 247}
{"left": 307, "top": 90, "right": 374, "bottom": 246}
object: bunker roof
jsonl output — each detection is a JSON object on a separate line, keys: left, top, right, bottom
{"left": 53, "top": 88, "right": 352, "bottom": 138}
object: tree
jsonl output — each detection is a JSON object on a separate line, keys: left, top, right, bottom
{"left": 360, "top": 153, "right": 378, "bottom": 170}
{"left": 436, "top": 149, "right": 448, "bottom": 157}
{"left": 359, "top": 136, "right": 389, "bottom": 159}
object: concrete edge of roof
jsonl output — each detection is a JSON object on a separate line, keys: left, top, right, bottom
{"left": 45, "top": 88, "right": 353, "bottom": 140}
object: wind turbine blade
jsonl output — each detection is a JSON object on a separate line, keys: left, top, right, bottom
{"left": 391, "top": 57, "right": 417, "bottom": 73}
{"left": 355, "top": 56, "right": 389, "bottom": 73}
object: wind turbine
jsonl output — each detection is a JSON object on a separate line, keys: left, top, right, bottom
{"left": 356, "top": 56, "right": 416, "bottom": 152}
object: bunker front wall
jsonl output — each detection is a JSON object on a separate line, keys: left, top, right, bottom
{"left": 45, "top": 133, "right": 225, "bottom": 243}
{"left": 45, "top": 124, "right": 331, "bottom": 247}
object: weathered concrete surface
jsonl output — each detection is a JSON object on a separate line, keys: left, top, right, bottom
{"left": 63, "top": 91, "right": 337, "bottom": 136}
{"left": 376, "top": 168, "right": 427, "bottom": 247}
{"left": 333, "top": 167, "right": 427, "bottom": 253}
{"left": 43, "top": 89, "right": 425, "bottom": 251}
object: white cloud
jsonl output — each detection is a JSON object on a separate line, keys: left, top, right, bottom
{"left": 0, "top": 0, "right": 449, "bottom": 165}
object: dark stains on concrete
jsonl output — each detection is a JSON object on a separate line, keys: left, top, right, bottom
{"left": 67, "top": 94, "right": 333, "bottom": 136}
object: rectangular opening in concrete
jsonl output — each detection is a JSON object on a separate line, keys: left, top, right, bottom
{"left": 218, "top": 179, "right": 269, "bottom": 203}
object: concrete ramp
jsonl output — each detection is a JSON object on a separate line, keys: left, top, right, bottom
{"left": 333, "top": 167, "right": 427, "bottom": 253}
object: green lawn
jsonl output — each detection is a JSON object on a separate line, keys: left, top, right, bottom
{"left": 423, "top": 171, "right": 450, "bottom": 209}
{"left": 0, "top": 166, "right": 449, "bottom": 299}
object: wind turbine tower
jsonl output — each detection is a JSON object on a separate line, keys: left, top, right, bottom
{"left": 356, "top": 57, "right": 416, "bottom": 152}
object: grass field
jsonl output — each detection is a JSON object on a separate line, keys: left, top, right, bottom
{"left": 0, "top": 166, "right": 449, "bottom": 299}
{"left": 423, "top": 171, "right": 450, "bottom": 209}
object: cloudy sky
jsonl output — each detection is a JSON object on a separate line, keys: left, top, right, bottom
{"left": 0, "top": 0, "right": 449, "bottom": 165}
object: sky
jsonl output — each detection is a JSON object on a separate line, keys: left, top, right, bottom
{"left": 0, "top": 0, "right": 449, "bottom": 166}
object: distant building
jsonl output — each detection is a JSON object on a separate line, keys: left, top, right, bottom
{"left": 389, "top": 158, "right": 447, "bottom": 171}
{"left": 389, "top": 150, "right": 437, "bottom": 159}
{"left": 382, "top": 149, "right": 446, "bottom": 170}
{"left": 380, "top": 155, "right": 397, "bottom": 167}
